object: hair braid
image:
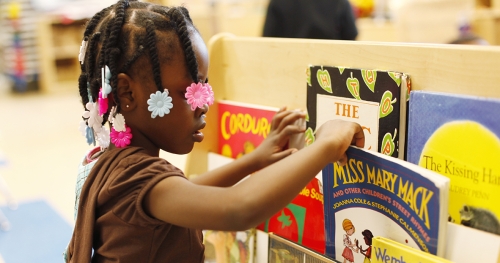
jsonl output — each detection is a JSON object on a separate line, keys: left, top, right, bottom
{"left": 105, "top": 0, "right": 126, "bottom": 56}
{"left": 78, "top": 73, "right": 89, "bottom": 105}
{"left": 85, "top": 32, "right": 101, "bottom": 85}
{"left": 145, "top": 19, "right": 163, "bottom": 91}
{"left": 84, "top": 6, "right": 112, "bottom": 38}
{"left": 178, "top": 6, "right": 194, "bottom": 24}
{"left": 169, "top": 7, "right": 198, "bottom": 82}
{"left": 104, "top": 1, "right": 127, "bottom": 115}
{"left": 97, "top": 13, "right": 116, "bottom": 72}
{"left": 77, "top": 6, "right": 112, "bottom": 107}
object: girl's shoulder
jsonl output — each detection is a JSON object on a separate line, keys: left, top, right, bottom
{"left": 100, "top": 146, "right": 184, "bottom": 173}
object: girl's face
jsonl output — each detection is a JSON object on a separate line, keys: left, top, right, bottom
{"left": 347, "top": 228, "right": 354, "bottom": 235}
{"left": 123, "top": 29, "right": 209, "bottom": 156}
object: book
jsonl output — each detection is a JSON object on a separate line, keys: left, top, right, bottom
{"left": 268, "top": 233, "right": 335, "bottom": 263}
{"left": 322, "top": 146, "right": 449, "bottom": 262}
{"left": 217, "top": 100, "right": 278, "bottom": 159}
{"left": 203, "top": 229, "right": 256, "bottom": 263}
{"left": 256, "top": 177, "right": 326, "bottom": 254}
{"left": 217, "top": 100, "right": 326, "bottom": 254}
{"left": 445, "top": 221, "right": 500, "bottom": 263}
{"left": 204, "top": 152, "right": 256, "bottom": 263}
{"left": 407, "top": 91, "right": 500, "bottom": 236}
{"left": 305, "top": 65, "right": 411, "bottom": 159}
{"left": 371, "top": 236, "right": 452, "bottom": 263}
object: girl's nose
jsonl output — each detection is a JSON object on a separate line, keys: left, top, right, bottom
{"left": 202, "top": 104, "right": 209, "bottom": 114}
{"left": 197, "top": 104, "right": 209, "bottom": 116}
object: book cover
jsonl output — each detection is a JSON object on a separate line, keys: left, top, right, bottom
{"left": 268, "top": 234, "right": 336, "bottom": 263}
{"left": 371, "top": 236, "right": 452, "bottom": 263}
{"left": 204, "top": 153, "right": 256, "bottom": 263}
{"left": 407, "top": 91, "right": 500, "bottom": 236}
{"left": 218, "top": 100, "right": 278, "bottom": 159}
{"left": 217, "top": 100, "right": 326, "bottom": 254}
{"left": 305, "top": 65, "right": 411, "bottom": 159}
{"left": 256, "top": 177, "right": 326, "bottom": 254}
{"left": 322, "top": 146, "right": 449, "bottom": 262}
{"left": 204, "top": 229, "right": 255, "bottom": 263}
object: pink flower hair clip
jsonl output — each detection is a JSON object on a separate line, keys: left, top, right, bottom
{"left": 109, "top": 111, "right": 132, "bottom": 148}
{"left": 185, "top": 82, "right": 214, "bottom": 111}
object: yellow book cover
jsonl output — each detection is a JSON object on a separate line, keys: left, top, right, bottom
{"left": 372, "top": 236, "right": 452, "bottom": 263}
{"left": 407, "top": 91, "right": 500, "bottom": 236}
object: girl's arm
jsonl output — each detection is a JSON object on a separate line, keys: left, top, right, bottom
{"left": 144, "top": 119, "right": 364, "bottom": 231}
{"left": 190, "top": 108, "right": 306, "bottom": 187}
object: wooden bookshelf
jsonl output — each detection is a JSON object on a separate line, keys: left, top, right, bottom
{"left": 186, "top": 33, "right": 500, "bottom": 176}
{"left": 183, "top": 33, "right": 500, "bottom": 263}
{"left": 36, "top": 16, "right": 85, "bottom": 93}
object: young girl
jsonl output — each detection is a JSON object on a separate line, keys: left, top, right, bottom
{"left": 67, "top": 0, "right": 365, "bottom": 262}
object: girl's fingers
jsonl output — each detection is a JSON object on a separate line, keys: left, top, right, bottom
{"left": 337, "top": 153, "right": 348, "bottom": 167}
{"left": 274, "top": 110, "right": 306, "bottom": 133}
{"left": 270, "top": 107, "right": 289, "bottom": 131}
{"left": 351, "top": 123, "right": 365, "bottom": 148}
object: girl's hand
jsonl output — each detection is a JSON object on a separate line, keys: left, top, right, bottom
{"left": 314, "top": 119, "right": 365, "bottom": 165}
{"left": 250, "top": 107, "right": 306, "bottom": 169}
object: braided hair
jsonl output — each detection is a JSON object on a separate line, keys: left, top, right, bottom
{"left": 78, "top": 0, "right": 200, "bottom": 123}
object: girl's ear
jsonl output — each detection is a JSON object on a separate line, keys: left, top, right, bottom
{"left": 116, "top": 73, "right": 135, "bottom": 110}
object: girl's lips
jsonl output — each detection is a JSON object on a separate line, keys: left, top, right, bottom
{"left": 193, "top": 122, "right": 206, "bottom": 142}
{"left": 192, "top": 130, "right": 204, "bottom": 142}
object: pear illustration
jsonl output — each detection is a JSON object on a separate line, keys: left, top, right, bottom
{"left": 379, "top": 90, "right": 396, "bottom": 118}
{"left": 380, "top": 129, "right": 397, "bottom": 156}
{"left": 304, "top": 127, "right": 315, "bottom": 146}
{"left": 338, "top": 67, "right": 345, "bottom": 75}
{"left": 388, "top": 71, "right": 402, "bottom": 87}
{"left": 362, "top": 69, "right": 377, "bottom": 92}
{"left": 346, "top": 72, "right": 361, "bottom": 100}
{"left": 316, "top": 67, "right": 332, "bottom": 93}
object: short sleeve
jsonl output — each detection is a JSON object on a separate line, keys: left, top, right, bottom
{"left": 98, "top": 155, "right": 185, "bottom": 228}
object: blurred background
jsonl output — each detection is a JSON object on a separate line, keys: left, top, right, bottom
{"left": 0, "top": 0, "right": 498, "bottom": 261}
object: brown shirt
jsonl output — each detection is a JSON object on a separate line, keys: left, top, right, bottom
{"left": 66, "top": 147, "right": 205, "bottom": 263}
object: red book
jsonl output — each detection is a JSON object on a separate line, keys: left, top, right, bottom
{"left": 218, "top": 100, "right": 278, "bottom": 159}
{"left": 217, "top": 100, "right": 326, "bottom": 254}
{"left": 257, "top": 177, "right": 326, "bottom": 254}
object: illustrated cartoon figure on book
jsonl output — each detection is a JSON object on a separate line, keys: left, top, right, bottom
{"left": 341, "top": 219, "right": 359, "bottom": 263}
{"left": 356, "top": 229, "right": 374, "bottom": 263}
{"left": 458, "top": 205, "right": 500, "bottom": 235}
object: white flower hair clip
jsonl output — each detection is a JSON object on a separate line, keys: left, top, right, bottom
{"left": 78, "top": 39, "right": 88, "bottom": 65}
{"left": 79, "top": 83, "right": 110, "bottom": 149}
{"left": 147, "top": 89, "right": 173, "bottom": 118}
{"left": 101, "top": 66, "right": 112, "bottom": 98}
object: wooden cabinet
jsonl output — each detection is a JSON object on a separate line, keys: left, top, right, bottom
{"left": 36, "top": 16, "right": 86, "bottom": 93}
